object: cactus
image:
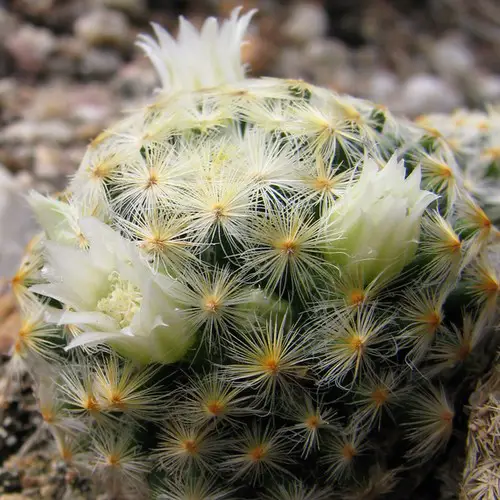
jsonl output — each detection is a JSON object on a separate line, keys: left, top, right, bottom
{"left": 6, "top": 8, "right": 500, "bottom": 499}
{"left": 415, "top": 109, "right": 500, "bottom": 223}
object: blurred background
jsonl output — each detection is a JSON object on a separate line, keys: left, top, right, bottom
{"left": 0, "top": 1, "right": 499, "bottom": 496}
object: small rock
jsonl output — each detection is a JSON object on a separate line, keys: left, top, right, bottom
{"left": 430, "top": 33, "right": 475, "bottom": 80}
{"left": 275, "top": 47, "right": 305, "bottom": 78}
{"left": 364, "top": 70, "right": 400, "bottom": 106}
{"left": 70, "top": 85, "right": 116, "bottom": 124}
{"left": 9, "top": 0, "right": 55, "bottom": 17}
{"left": 328, "top": 66, "right": 358, "bottom": 94}
{"left": 395, "top": 74, "right": 463, "bottom": 116}
{"left": 43, "top": 36, "right": 84, "bottom": 76}
{"left": 79, "top": 48, "right": 122, "bottom": 78}
{"left": 303, "top": 37, "right": 350, "bottom": 68}
{"left": 5, "top": 436, "right": 17, "bottom": 448}
{"left": 40, "top": 484, "right": 59, "bottom": 499}
{"left": 5, "top": 24, "right": 56, "bottom": 73}
{"left": 100, "top": 0, "right": 147, "bottom": 17}
{"left": 0, "top": 8, "right": 19, "bottom": 44}
{"left": 74, "top": 9, "right": 131, "bottom": 49}
{"left": 112, "top": 58, "right": 157, "bottom": 97}
{"left": 55, "top": 35, "right": 87, "bottom": 61}
{"left": 27, "top": 85, "right": 71, "bottom": 121}
{"left": 477, "top": 73, "right": 500, "bottom": 102}
{"left": 283, "top": 2, "right": 328, "bottom": 44}
{"left": 2, "top": 120, "right": 74, "bottom": 145}
{"left": 33, "top": 145, "right": 63, "bottom": 179}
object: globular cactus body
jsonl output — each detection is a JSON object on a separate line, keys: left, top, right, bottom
{"left": 7, "top": 8, "right": 500, "bottom": 499}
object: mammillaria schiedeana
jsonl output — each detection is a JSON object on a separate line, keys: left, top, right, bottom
{"left": 6, "top": 8, "right": 499, "bottom": 499}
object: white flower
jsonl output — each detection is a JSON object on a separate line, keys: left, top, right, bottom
{"left": 136, "top": 7, "right": 256, "bottom": 94}
{"left": 29, "top": 192, "right": 88, "bottom": 248}
{"left": 327, "top": 155, "right": 437, "bottom": 283}
{"left": 30, "top": 217, "right": 194, "bottom": 364}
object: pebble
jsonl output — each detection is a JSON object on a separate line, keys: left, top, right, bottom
{"left": 395, "top": 73, "right": 463, "bottom": 116}
{"left": 275, "top": 47, "right": 307, "bottom": 80}
{"left": 39, "top": 484, "right": 58, "bottom": 499}
{"left": 430, "top": 33, "right": 475, "bottom": 80}
{"left": 79, "top": 48, "right": 122, "bottom": 78}
{"left": 111, "top": 59, "right": 157, "bottom": 97}
{"left": 33, "top": 145, "right": 64, "bottom": 179}
{"left": 100, "top": 0, "right": 147, "bottom": 17}
{"left": 0, "top": 8, "right": 18, "bottom": 44}
{"left": 2, "top": 120, "right": 74, "bottom": 145}
{"left": 283, "top": 2, "right": 329, "bottom": 44}
{"left": 365, "top": 70, "right": 400, "bottom": 106}
{"left": 5, "top": 24, "right": 56, "bottom": 73}
{"left": 9, "top": 0, "right": 56, "bottom": 18}
{"left": 477, "top": 73, "right": 500, "bottom": 102}
{"left": 48, "top": 36, "right": 87, "bottom": 76}
{"left": 5, "top": 436, "right": 17, "bottom": 448}
{"left": 74, "top": 9, "right": 131, "bottom": 49}
{"left": 70, "top": 85, "right": 116, "bottom": 123}
{"left": 27, "top": 85, "right": 71, "bottom": 121}
{"left": 303, "top": 38, "right": 350, "bottom": 69}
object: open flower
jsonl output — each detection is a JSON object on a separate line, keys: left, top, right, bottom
{"left": 326, "top": 156, "right": 437, "bottom": 284}
{"left": 30, "top": 217, "right": 194, "bottom": 364}
{"left": 136, "top": 7, "right": 256, "bottom": 94}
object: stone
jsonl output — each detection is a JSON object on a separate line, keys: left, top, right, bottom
{"left": 364, "top": 70, "right": 400, "bottom": 106}
{"left": 74, "top": 9, "right": 131, "bottom": 50}
{"left": 396, "top": 74, "right": 463, "bottom": 116}
{"left": 430, "top": 33, "right": 475, "bottom": 80}
{"left": 79, "top": 48, "right": 122, "bottom": 78}
{"left": 5, "top": 24, "right": 56, "bottom": 73}
{"left": 303, "top": 38, "right": 350, "bottom": 69}
{"left": 33, "top": 145, "right": 63, "bottom": 179}
{"left": 283, "top": 2, "right": 328, "bottom": 44}
{"left": 2, "top": 120, "right": 73, "bottom": 145}
{"left": 9, "top": 0, "right": 55, "bottom": 17}
{"left": 70, "top": 85, "right": 116, "bottom": 123}
{"left": 328, "top": 66, "right": 358, "bottom": 94}
{"left": 112, "top": 58, "right": 157, "bottom": 97}
{"left": 27, "top": 85, "right": 71, "bottom": 121}
{"left": 275, "top": 47, "right": 306, "bottom": 80}
{"left": 40, "top": 484, "right": 58, "bottom": 499}
{"left": 100, "top": 0, "right": 147, "bottom": 17}
{"left": 0, "top": 8, "right": 18, "bottom": 46}
{"left": 477, "top": 73, "right": 500, "bottom": 102}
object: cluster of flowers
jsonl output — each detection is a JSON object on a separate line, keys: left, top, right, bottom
{"left": 6, "top": 8, "right": 499, "bottom": 499}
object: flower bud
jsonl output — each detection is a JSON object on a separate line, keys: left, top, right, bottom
{"left": 327, "top": 156, "right": 437, "bottom": 283}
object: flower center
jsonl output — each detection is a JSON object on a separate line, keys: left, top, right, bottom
{"left": 182, "top": 439, "right": 199, "bottom": 455}
{"left": 97, "top": 272, "right": 142, "bottom": 329}
{"left": 249, "top": 445, "right": 267, "bottom": 461}
{"left": 305, "top": 415, "right": 320, "bottom": 430}
{"left": 371, "top": 387, "right": 389, "bottom": 407}
{"left": 206, "top": 400, "right": 225, "bottom": 417}
{"left": 341, "top": 443, "right": 357, "bottom": 461}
